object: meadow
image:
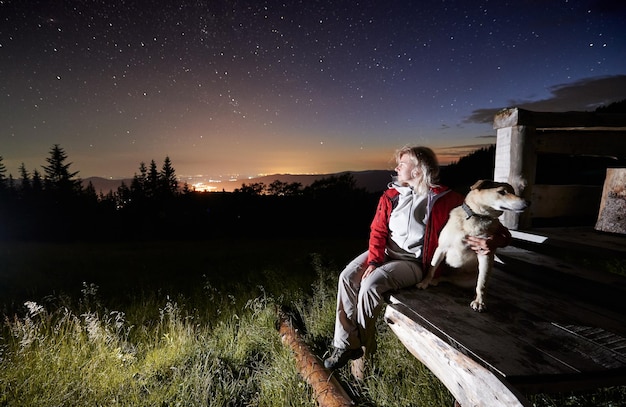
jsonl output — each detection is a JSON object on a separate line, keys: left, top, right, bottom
{"left": 1, "top": 239, "right": 625, "bottom": 406}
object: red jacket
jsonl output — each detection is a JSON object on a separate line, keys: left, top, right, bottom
{"left": 366, "top": 186, "right": 464, "bottom": 276}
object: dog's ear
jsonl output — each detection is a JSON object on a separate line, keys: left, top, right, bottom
{"left": 470, "top": 180, "right": 494, "bottom": 190}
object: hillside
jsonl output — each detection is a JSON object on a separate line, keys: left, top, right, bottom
{"left": 84, "top": 170, "right": 395, "bottom": 194}
{"left": 82, "top": 146, "right": 500, "bottom": 195}
{"left": 83, "top": 177, "right": 134, "bottom": 195}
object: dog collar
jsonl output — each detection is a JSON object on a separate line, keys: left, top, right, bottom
{"left": 462, "top": 202, "right": 478, "bottom": 220}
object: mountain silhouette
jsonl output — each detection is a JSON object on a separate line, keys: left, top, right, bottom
{"left": 83, "top": 147, "right": 501, "bottom": 195}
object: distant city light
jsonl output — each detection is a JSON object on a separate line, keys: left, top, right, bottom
{"left": 192, "top": 183, "right": 218, "bottom": 192}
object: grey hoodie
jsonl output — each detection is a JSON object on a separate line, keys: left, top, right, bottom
{"left": 386, "top": 182, "right": 429, "bottom": 262}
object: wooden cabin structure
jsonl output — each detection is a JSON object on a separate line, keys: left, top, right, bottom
{"left": 492, "top": 107, "right": 626, "bottom": 230}
{"left": 384, "top": 108, "right": 626, "bottom": 406}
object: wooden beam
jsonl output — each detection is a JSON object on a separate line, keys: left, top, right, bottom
{"left": 529, "top": 185, "right": 602, "bottom": 218}
{"left": 494, "top": 108, "right": 626, "bottom": 129}
{"left": 535, "top": 131, "right": 626, "bottom": 156}
{"left": 384, "top": 304, "right": 532, "bottom": 407}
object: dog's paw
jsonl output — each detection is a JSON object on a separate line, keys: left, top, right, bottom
{"left": 418, "top": 277, "right": 440, "bottom": 289}
{"left": 470, "top": 300, "right": 486, "bottom": 312}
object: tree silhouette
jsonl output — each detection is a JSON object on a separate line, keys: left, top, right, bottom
{"left": 31, "top": 170, "right": 43, "bottom": 194}
{"left": 234, "top": 182, "right": 266, "bottom": 195}
{"left": 0, "top": 150, "right": 377, "bottom": 241}
{"left": 41, "top": 144, "right": 81, "bottom": 194}
{"left": 304, "top": 173, "right": 363, "bottom": 198}
{"left": 147, "top": 160, "right": 159, "bottom": 198}
{"left": 18, "top": 163, "right": 30, "bottom": 195}
{"left": 267, "top": 180, "right": 302, "bottom": 196}
{"left": 130, "top": 162, "right": 148, "bottom": 201}
{"left": 595, "top": 99, "right": 626, "bottom": 113}
{"left": 160, "top": 156, "right": 178, "bottom": 196}
{"left": 116, "top": 181, "right": 131, "bottom": 209}
{"left": 440, "top": 145, "right": 496, "bottom": 192}
{"left": 0, "top": 155, "right": 7, "bottom": 190}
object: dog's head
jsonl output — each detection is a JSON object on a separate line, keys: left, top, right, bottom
{"left": 467, "top": 180, "right": 529, "bottom": 216}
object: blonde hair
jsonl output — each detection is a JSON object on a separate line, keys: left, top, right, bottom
{"left": 394, "top": 145, "right": 440, "bottom": 194}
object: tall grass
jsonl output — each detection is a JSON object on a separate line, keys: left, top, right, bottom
{"left": 1, "top": 240, "right": 625, "bottom": 406}
{"left": 0, "top": 241, "right": 454, "bottom": 406}
{"left": 1, "top": 283, "right": 302, "bottom": 406}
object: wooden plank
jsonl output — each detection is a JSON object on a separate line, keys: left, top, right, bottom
{"left": 384, "top": 305, "right": 532, "bottom": 407}
{"left": 389, "top": 296, "right": 626, "bottom": 395}
{"left": 529, "top": 185, "right": 602, "bottom": 218}
{"left": 496, "top": 245, "right": 626, "bottom": 290}
{"left": 486, "top": 266, "right": 626, "bottom": 338}
{"left": 388, "top": 265, "right": 626, "bottom": 391}
{"left": 534, "top": 130, "right": 626, "bottom": 156}
{"left": 483, "top": 274, "right": 626, "bottom": 384}
{"left": 510, "top": 228, "right": 626, "bottom": 255}
{"left": 389, "top": 287, "right": 581, "bottom": 378}
{"left": 390, "top": 282, "right": 626, "bottom": 374}
{"left": 493, "top": 108, "right": 626, "bottom": 129}
{"left": 491, "top": 262, "right": 626, "bottom": 339}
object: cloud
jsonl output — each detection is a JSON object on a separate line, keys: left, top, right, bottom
{"left": 465, "top": 74, "right": 626, "bottom": 124}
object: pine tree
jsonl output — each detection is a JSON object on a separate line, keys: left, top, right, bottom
{"left": 41, "top": 144, "right": 81, "bottom": 194}
{"left": 160, "top": 156, "right": 178, "bottom": 195}
{"left": 18, "top": 163, "right": 31, "bottom": 192}
{"left": 146, "top": 160, "right": 159, "bottom": 198}
{"left": 130, "top": 162, "right": 147, "bottom": 199}
{"left": 84, "top": 181, "right": 97, "bottom": 200}
{"left": 0, "top": 155, "right": 7, "bottom": 190}
{"left": 117, "top": 181, "right": 131, "bottom": 208}
{"left": 32, "top": 170, "right": 43, "bottom": 193}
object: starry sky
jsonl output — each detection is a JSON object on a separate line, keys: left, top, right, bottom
{"left": 1, "top": 0, "right": 625, "bottom": 182}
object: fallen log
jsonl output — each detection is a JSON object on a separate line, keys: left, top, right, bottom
{"left": 277, "top": 308, "right": 354, "bottom": 407}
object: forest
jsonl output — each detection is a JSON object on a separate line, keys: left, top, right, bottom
{"left": 0, "top": 144, "right": 498, "bottom": 242}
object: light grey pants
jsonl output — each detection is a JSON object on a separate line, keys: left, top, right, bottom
{"left": 332, "top": 250, "right": 423, "bottom": 354}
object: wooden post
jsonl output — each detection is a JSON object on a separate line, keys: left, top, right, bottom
{"left": 595, "top": 168, "right": 626, "bottom": 235}
{"left": 494, "top": 109, "right": 536, "bottom": 230}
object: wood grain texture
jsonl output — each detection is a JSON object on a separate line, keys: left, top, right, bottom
{"left": 386, "top": 258, "right": 626, "bottom": 400}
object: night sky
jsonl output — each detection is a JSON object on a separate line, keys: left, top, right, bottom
{"left": 1, "top": 0, "right": 625, "bottom": 183}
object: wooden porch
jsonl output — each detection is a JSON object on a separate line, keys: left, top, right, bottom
{"left": 386, "top": 227, "right": 626, "bottom": 406}
{"left": 385, "top": 108, "right": 626, "bottom": 406}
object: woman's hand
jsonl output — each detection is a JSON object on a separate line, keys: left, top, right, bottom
{"left": 465, "top": 235, "right": 495, "bottom": 255}
{"left": 466, "top": 229, "right": 509, "bottom": 255}
{"left": 361, "top": 264, "right": 377, "bottom": 281}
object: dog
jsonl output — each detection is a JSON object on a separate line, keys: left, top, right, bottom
{"left": 417, "top": 180, "right": 529, "bottom": 311}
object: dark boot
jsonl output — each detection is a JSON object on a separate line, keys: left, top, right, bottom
{"left": 323, "top": 347, "right": 364, "bottom": 370}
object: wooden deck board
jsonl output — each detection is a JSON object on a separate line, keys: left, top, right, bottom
{"left": 491, "top": 260, "right": 626, "bottom": 336}
{"left": 497, "top": 245, "right": 626, "bottom": 290}
{"left": 387, "top": 260, "right": 626, "bottom": 394}
{"left": 511, "top": 228, "right": 626, "bottom": 255}
{"left": 389, "top": 287, "right": 582, "bottom": 378}
{"left": 385, "top": 304, "right": 533, "bottom": 407}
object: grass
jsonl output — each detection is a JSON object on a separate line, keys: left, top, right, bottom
{"left": 1, "top": 239, "right": 625, "bottom": 406}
